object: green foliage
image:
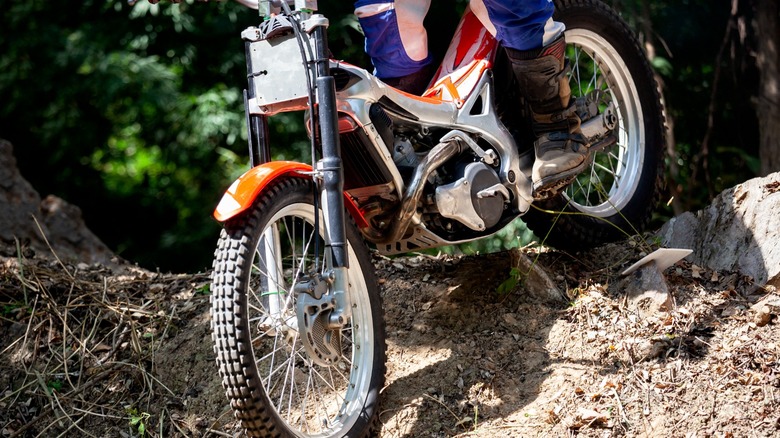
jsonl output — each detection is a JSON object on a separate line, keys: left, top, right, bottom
{"left": 497, "top": 267, "right": 522, "bottom": 296}
{"left": 46, "top": 379, "right": 64, "bottom": 394}
{"left": 651, "top": 56, "right": 673, "bottom": 77}
{"left": 1, "top": 0, "right": 257, "bottom": 271}
{"left": 436, "top": 219, "right": 537, "bottom": 257}
{"left": 126, "top": 407, "right": 151, "bottom": 437}
{"left": 2, "top": 302, "right": 29, "bottom": 317}
{"left": 196, "top": 283, "right": 210, "bottom": 295}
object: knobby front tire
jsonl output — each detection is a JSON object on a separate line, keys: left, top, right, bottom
{"left": 210, "top": 177, "right": 386, "bottom": 437}
{"left": 523, "top": 0, "right": 666, "bottom": 249}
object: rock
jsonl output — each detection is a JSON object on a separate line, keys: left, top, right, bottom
{"left": 658, "top": 172, "right": 780, "bottom": 287}
{"left": 39, "top": 195, "right": 116, "bottom": 264}
{"left": 618, "top": 261, "right": 672, "bottom": 317}
{"left": 0, "top": 140, "right": 43, "bottom": 244}
{"left": 509, "top": 248, "right": 567, "bottom": 304}
{"left": 0, "top": 139, "right": 117, "bottom": 265}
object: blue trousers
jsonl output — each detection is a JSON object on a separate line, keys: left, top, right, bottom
{"left": 354, "top": 0, "right": 562, "bottom": 79}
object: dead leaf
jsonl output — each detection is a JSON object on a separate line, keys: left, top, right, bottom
{"left": 753, "top": 308, "right": 773, "bottom": 327}
{"left": 599, "top": 378, "right": 620, "bottom": 389}
{"left": 93, "top": 343, "right": 112, "bottom": 353}
{"left": 737, "top": 371, "right": 762, "bottom": 385}
{"left": 545, "top": 407, "right": 561, "bottom": 424}
{"left": 691, "top": 265, "right": 703, "bottom": 279}
{"left": 569, "top": 407, "right": 609, "bottom": 428}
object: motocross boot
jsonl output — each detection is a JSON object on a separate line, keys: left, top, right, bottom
{"left": 506, "top": 35, "right": 590, "bottom": 198}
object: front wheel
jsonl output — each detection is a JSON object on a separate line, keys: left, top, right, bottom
{"left": 211, "top": 177, "right": 385, "bottom": 437}
{"left": 523, "top": 0, "right": 666, "bottom": 249}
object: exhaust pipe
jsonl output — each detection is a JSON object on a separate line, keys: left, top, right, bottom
{"left": 378, "top": 134, "right": 467, "bottom": 244}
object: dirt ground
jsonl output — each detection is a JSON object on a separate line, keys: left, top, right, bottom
{"left": 1, "top": 238, "right": 779, "bottom": 437}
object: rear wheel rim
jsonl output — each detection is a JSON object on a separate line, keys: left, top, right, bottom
{"left": 564, "top": 28, "right": 646, "bottom": 216}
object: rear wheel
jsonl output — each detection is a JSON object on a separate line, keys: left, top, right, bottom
{"left": 211, "top": 177, "right": 385, "bottom": 437}
{"left": 523, "top": 0, "right": 666, "bottom": 248}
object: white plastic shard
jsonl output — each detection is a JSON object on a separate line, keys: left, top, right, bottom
{"left": 621, "top": 248, "right": 693, "bottom": 276}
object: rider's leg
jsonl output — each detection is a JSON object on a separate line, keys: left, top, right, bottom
{"left": 481, "top": 0, "right": 590, "bottom": 196}
{"left": 354, "top": 0, "right": 434, "bottom": 94}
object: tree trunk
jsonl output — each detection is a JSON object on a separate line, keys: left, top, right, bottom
{"left": 638, "top": 0, "right": 684, "bottom": 215}
{"left": 755, "top": 0, "right": 780, "bottom": 176}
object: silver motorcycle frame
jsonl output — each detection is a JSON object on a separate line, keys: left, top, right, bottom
{"left": 245, "top": 7, "right": 539, "bottom": 254}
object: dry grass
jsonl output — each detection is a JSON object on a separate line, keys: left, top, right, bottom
{"left": 2, "top": 244, "right": 779, "bottom": 437}
{"left": 0, "top": 255, "right": 230, "bottom": 437}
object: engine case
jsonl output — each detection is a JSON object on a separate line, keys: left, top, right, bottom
{"left": 435, "top": 162, "right": 504, "bottom": 231}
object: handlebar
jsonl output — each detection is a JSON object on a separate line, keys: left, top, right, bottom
{"left": 132, "top": 0, "right": 316, "bottom": 13}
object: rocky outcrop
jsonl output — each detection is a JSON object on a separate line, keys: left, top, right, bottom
{"left": 658, "top": 172, "right": 780, "bottom": 287}
{"left": 0, "top": 139, "right": 117, "bottom": 265}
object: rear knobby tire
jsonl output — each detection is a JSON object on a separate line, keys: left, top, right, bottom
{"left": 523, "top": 0, "right": 666, "bottom": 249}
{"left": 210, "top": 177, "right": 385, "bottom": 437}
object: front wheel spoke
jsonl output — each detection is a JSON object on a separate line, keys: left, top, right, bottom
{"left": 293, "top": 373, "right": 309, "bottom": 432}
{"left": 247, "top": 299, "right": 297, "bottom": 337}
{"left": 328, "top": 365, "right": 351, "bottom": 418}
{"left": 256, "top": 339, "right": 295, "bottom": 364}
{"left": 250, "top": 321, "right": 287, "bottom": 339}
{"left": 263, "top": 351, "right": 294, "bottom": 390}
{"left": 341, "top": 353, "right": 353, "bottom": 369}
{"left": 303, "top": 366, "right": 319, "bottom": 431}
{"left": 307, "top": 366, "right": 338, "bottom": 429}
{"left": 251, "top": 261, "right": 289, "bottom": 302}
{"left": 282, "top": 217, "right": 301, "bottom": 280}
{"left": 276, "top": 336, "right": 299, "bottom": 415}
{"left": 325, "top": 359, "right": 351, "bottom": 386}
{"left": 247, "top": 302, "right": 272, "bottom": 320}
{"left": 291, "top": 227, "right": 318, "bottom": 287}
{"left": 287, "top": 334, "right": 302, "bottom": 422}
{"left": 308, "top": 364, "right": 346, "bottom": 397}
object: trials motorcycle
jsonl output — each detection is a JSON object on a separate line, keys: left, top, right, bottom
{"left": 209, "top": 0, "right": 665, "bottom": 436}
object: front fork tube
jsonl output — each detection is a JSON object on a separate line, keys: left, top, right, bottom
{"left": 314, "top": 24, "right": 352, "bottom": 324}
{"left": 244, "top": 41, "right": 271, "bottom": 167}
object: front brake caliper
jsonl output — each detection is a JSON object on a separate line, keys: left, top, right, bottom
{"left": 294, "top": 273, "right": 343, "bottom": 367}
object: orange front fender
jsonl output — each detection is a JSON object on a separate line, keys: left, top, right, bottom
{"left": 213, "top": 161, "right": 369, "bottom": 229}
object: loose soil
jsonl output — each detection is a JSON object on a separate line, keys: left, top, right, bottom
{"left": 1, "top": 239, "right": 779, "bottom": 437}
